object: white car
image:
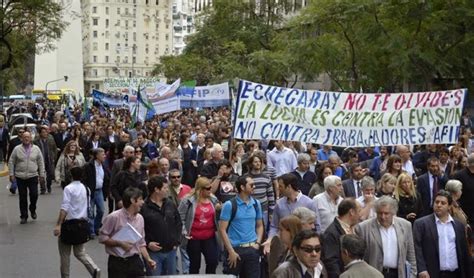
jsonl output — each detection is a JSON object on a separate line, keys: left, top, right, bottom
{"left": 10, "top": 124, "right": 38, "bottom": 141}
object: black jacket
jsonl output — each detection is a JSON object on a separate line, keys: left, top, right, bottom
{"left": 111, "top": 170, "right": 146, "bottom": 202}
{"left": 140, "top": 198, "right": 182, "bottom": 252}
{"left": 452, "top": 168, "right": 474, "bottom": 225}
{"left": 413, "top": 214, "right": 472, "bottom": 278}
{"left": 322, "top": 218, "right": 346, "bottom": 278}
{"left": 81, "top": 160, "right": 110, "bottom": 198}
{"left": 416, "top": 173, "right": 447, "bottom": 216}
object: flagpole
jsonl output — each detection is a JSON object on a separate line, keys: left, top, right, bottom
{"left": 135, "top": 82, "right": 140, "bottom": 123}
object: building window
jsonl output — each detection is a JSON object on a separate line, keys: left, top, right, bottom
{"left": 105, "top": 43, "right": 109, "bottom": 50}
{"left": 146, "top": 0, "right": 149, "bottom": 4}
{"left": 93, "top": 31, "right": 98, "bottom": 38}
{"left": 133, "top": 32, "right": 136, "bottom": 41}
{"left": 92, "top": 6, "right": 97, "bottom": 13}
{"left": 93, "top": 42, "right": 98, "bottom": 50}
{"left": 105, "top": 31, "right": 109, "bottom": 38}
{"left": 156, "top": 0, "right": 159, "bottom": 4}
{"left": 105, "top": 7, "right": 109, "bottom": 15}
{"left": 93, "top": 56, "right": 97, "bottom": 62}
{"left": 116, "top": 20, "right": 120, "bottom": 26}
{"left": 133, "top": 20, "right": 136, "bottom": 27}
{"left": 165, "top": 34, "right": 169, "bottom": 40}
{"left": 125, "top": 20, "right": 129, "bottom": 28}
{"left": 95, "top": 83, "right": 100, "bottom": 89}
{"left": 93, "top": 18, "right": 98, "bottom": 26}
{"left": 106, "top": 69, "right": 110, "bottom": 77}
{"left": 93, "top": 69, "right": 98, "bottom": 76}
{"left": 105, "top": 56, "right": 109, "bottom": 63}
{"left": 132, "top": 57, "right": 136, "bottom": 63}
{"left": 105, "top": 19, "right": 109, "bottom": 28}
{"left": 117, "top": 8, "right": 120, "bottom": 15}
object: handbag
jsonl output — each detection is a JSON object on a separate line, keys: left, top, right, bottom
{"left": 60, "top": 184, "right": 91, "bottom": 245}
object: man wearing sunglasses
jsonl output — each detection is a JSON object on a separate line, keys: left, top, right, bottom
{"left": 273, "top": 230, "right": 327, "bottom": 278}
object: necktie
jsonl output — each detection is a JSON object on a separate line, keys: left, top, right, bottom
{"left": 357, "top": 181, "right": 362, "bottom": 197}
{"left": 304, "top": 271, "right": 313, "bottom": 278}
{"left": 432, "top": 175, "right": 438, "bottom": 205}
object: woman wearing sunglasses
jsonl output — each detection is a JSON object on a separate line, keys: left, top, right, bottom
{"left": 178, "top": 177, "right": 220, "bottom": 274}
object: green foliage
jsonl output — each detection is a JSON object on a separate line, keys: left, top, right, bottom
{"left": 155, "top": 0, "right": 474, "bottom": 92}
{"left": 0, "top": 0, "right": 67, "bottom": 92}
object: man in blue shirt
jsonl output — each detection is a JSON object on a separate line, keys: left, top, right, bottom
{"left": 219, "top": 175, "right": 264, "bottom": 278}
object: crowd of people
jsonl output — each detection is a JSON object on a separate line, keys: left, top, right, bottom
{"left": 1, "top": 100, "right": 474, "bottom": 278}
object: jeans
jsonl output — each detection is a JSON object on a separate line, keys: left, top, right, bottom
{"left": 17, "top": 177, "right": 39, "bottom": 219}
{"left": 89, "top": 190, "right": 105, "bottom": 235}
{"left": 186, "top": 236, "right": 218, "bottom": 274}
{"left": 147, "top": 249, "right": 177, "bottom": 276}
{"left": 179, "top": 245, "right": 190, "bottom": 274}
{"left": 58, "top": 237, "right": 98, "bottom": 278}
{"left": 223, "top": 246, "right": 260, "bottom": 278}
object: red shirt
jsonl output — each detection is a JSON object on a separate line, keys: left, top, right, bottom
{"left": 190, "top": 202, "right": 215, "bottom": 240}
{"left": 177, "top": 184, "right": 192, "bottom": 201}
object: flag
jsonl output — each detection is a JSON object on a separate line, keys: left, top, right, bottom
{"left": 64, "top": 108, "right": 74, "bottom": 125}
{"left": 82, "top": 97, "right": 90, "bottom": 121}
{"left": 176, "top": 80, "right": 197, "bottom": 97}
{"left": 136, "top": 86, "right": 153, "bottom": 110}
{"left": 129, "top": 105, "right": 137, "bottom": 129}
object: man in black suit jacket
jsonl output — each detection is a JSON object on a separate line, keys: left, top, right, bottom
{"left": 413, "top": 190, "right": 472, "bottom": 278}
{"left": 0, "top": 116, "right": 9, "bottom": 163}
{"left": 82, "top": 148, "right": 110, "bottom": 237}
{"left": 416, "top": 157, "right": 447, "bottom": 216}
{"left": 54, "top": 122, "right": 72, "bottom": 158}
{"left": 342, "top": 164, "right": 365, "bottom": 198}
{"left": 322, "top": 198, "right": 360, "bottom": 278}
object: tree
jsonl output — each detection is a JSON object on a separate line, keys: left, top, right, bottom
{"left": 153, "top": 0, "right": 297, "bottom": 86}
{"left": 285, "top": 0, "right": 474, "bottom": 92}
{"left": 0, "top": 0, "right": 67, "bottom": 92}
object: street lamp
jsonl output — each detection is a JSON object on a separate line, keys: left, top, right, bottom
{"left": 44, "top": 75, "right": 68, "bottom": 97}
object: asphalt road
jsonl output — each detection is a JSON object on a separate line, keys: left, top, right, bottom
{"left": 0, "top": 166, "right": 224, "bottom": 278}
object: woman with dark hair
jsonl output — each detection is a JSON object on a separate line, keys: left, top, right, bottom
{"left": 70, "top": 126, "right": 87, "bottom": 156}
{"left": 308, "top": 163, "right": 333, "bottom": 198}
{"left": 55, "top": 140, "right": 86, "bottom": 189}
{"left": 84, "top": 131, "right": 105, "bottom": 161}
{"left": 384, "top": 154, "right": 403, "bottom": 178}
{"left": 180, "top": 133, "right": 195, "bottom": 187}
{"left": 111, "top": 156, "right": 146, "bottom": 208}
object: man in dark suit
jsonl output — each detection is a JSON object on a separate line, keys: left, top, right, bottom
{"left": 53, "top": 122, "right": 72, "bottom": 155}
{"left": 0, "top": 115, "right": 9, "bottom": 163}
{"left": 342, "top": 164, "right": 365, "bottom": 198}
{"left": 417, "top": 157, "right": 447, "bottom": 216}
{"left": 322, "top": 198, "right": 361, "bottom": 278}
{"left": 413, "top": 190, "right": 472, "bottom": 278}
{"left": 82, "top": 148, "right": 110, "bottom": 237}
{"left": 109, "top": 145, "right": 135, "bottom": 212}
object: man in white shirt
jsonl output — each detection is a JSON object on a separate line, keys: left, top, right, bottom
{"left": 413, "top": 190, "right": 472, "bottom": 278}
{"left": 356, "top": 176, "right": 378, "bottom": 220}
{"left": 355, "top": 196, "right": 417, "bottom": 278}
{"left": 267, "top": 140, "right": 297, "bottom": 177}
{"left": 396, "top": 145, "right": 415, "bottom": 177}
{"left": 314, "top": 175, "right": 344, "bottom": 233}
{"left": 53, "top": 167, "right": 100, "bottom": 278}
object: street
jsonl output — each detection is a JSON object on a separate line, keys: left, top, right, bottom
{"left": 0, "top": 172, "right": 107, "bottom": 277}
{"left": 0, "top": 166, "right": 225, "bottom": 278}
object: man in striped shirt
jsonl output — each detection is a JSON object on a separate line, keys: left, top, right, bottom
{"left": 246, "top": 154, "right": 275, "bottom": 233}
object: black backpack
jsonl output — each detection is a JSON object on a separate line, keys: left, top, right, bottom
{"left": 226, "top": 197, "right": 259, "bottom": 232}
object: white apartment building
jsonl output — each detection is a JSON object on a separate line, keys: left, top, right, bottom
{"left": 172, "top": 0, "right": 194, "bottom": 55}
{"left": 82, "top": 0, "right": 173, "bottom": 92}
{"left": 34, "top": 0, "right": 85, "bottom": 97}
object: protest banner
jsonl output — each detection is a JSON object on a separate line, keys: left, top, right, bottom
{"left": 92, "top": 89, "right": 126, "bottom": 107}
{"left": 150, "top": 79, "right": 181, "bottom": 115}
{"left": 233, "top": 80, "right": 467, "bottom": 147}
{"left": 180, "top": 82, "right": 231, "bottom": 108}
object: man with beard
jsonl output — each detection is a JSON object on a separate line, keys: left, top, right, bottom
{"left": 34, "top": 126, "right": 57, "bottom": 194}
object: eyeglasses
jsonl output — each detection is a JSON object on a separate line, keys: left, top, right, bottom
{"left": 170, "top": 176, "right": 181, "bottom": 179}
{"left": 300, "top": 245, "right": 321, "bottom": 254}
{"left": 203, "top": 186, "right": 212, "bottom": 191}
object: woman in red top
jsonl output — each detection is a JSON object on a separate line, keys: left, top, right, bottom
{"left": 178, "top": 177, "right": 220, "bottom": 274}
